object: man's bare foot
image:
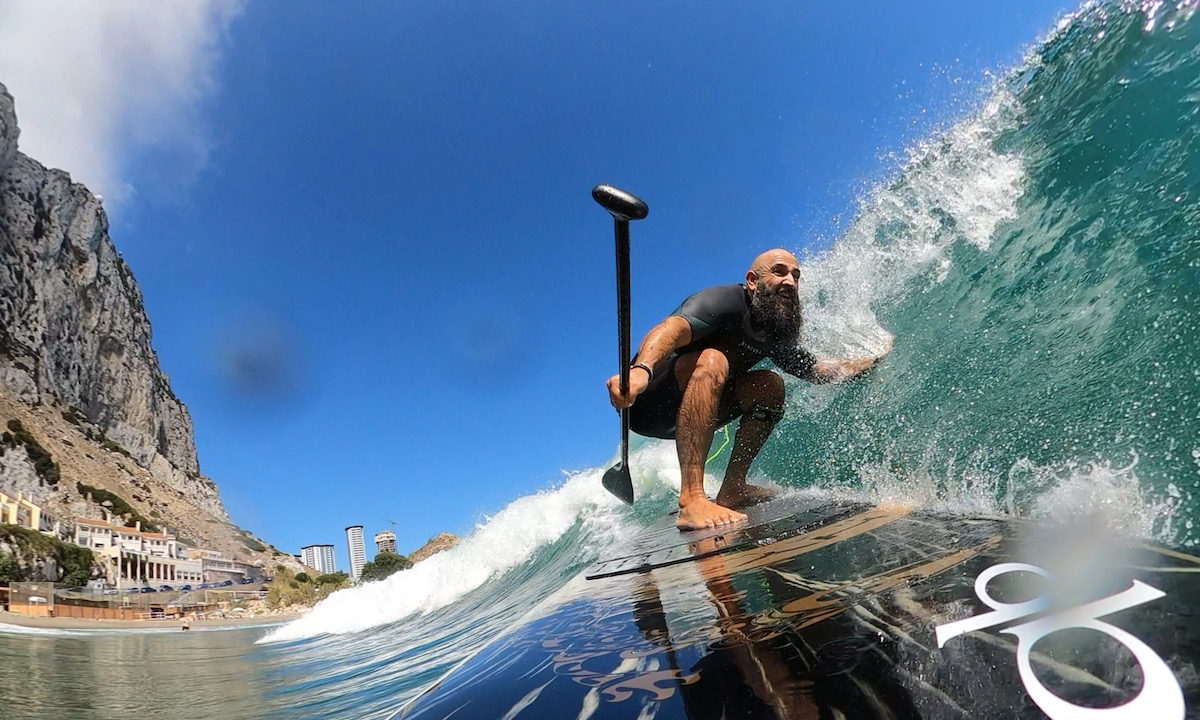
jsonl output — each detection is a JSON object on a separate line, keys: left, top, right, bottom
{"left": 715, "top": 482, "right": 778, "bottom": 508}
{"left": 677, "top": 496, "right": 748, "bottom": 530}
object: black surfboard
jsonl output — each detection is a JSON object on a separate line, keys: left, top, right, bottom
{"left": 394, "top": 492, "right": 1200, "bottom": 719}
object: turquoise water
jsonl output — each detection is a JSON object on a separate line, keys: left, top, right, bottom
{"left": 3, "top": 2, "right": 1200, "bottom": 717}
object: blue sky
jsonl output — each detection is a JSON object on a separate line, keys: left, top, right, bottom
{"left": 4, "top": 1, "right": 1076, "bottom": 565}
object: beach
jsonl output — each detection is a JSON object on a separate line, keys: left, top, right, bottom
{"left": 0, "top": 609, "right": 300, "bottom": 631}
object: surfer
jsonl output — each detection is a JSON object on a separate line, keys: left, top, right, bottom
{"left": 606, "top": 248, "right": 891, "bottom": 530}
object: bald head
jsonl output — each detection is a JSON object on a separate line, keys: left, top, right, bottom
{"left": 745, "top": 248, "right": 801, "bottom": 294}
{"left": 748, "top": 248, "right": 799, "bottom": 279}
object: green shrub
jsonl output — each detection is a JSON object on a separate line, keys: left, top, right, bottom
{"left": 100, "top": 438, "right": 133, "bottom": 459}
{"left": 0, "top": 525, "right": 94, "bottom": 584}
{"left": 315, "top": 572, "right": 349, "bottom": 587}
{"left": 241, "top": 536, "right": 266, "bottom": 553}
{"left": 0, "top": 553, "right": 19, "bottom": 583}
{"left": 263, "top": 567, "right": 346, "bottom": 609}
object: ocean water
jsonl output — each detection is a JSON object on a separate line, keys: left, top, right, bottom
{"left": 3, "top": 2, "right": 1200, "bottom": 717}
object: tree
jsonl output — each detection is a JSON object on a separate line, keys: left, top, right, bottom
{"left": 315, "top": 572, "right": 348, "bottom": 587}
{"left": 0, "top": 553, "right": 19, "bottom": 583}
{"left": 359, "top": 551, "right": 412, "bottom": 582}
{"left": 60, "top": 544, "right": 93, "bottom": 587}
{"left": 294, "top": 571, "right": 311, "bottom": 584}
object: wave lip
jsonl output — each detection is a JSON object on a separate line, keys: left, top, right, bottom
{"left": 261, "top": 466, "right": 632, "bottom": 643}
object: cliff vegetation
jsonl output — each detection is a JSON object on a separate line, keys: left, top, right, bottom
{"left": 0, "top": 524, "right": 94, "bottom": 585}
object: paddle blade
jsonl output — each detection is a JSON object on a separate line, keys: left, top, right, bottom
{"left": 602, "top": 462, "right": 635, "bottom": 505}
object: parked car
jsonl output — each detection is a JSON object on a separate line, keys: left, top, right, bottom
{"left": 140, "top": 587, "right": 157, "bottom": 593}
{"left": 158, "top": 585, "right": 174, "bottom": 592}
{"left": 219, "top": 580, "right": 233, "bottom": 587}
{"left": 179, "top": 585, "right": 193, "bottom": 592}
{"left": 238, "top": 578, "right": 254, "bottom": 584}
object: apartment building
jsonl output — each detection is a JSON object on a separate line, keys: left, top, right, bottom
{"left": 0, "top": 491, "right": 58, "bottom": 536}
{"left": 300, "top": 544, "right": 337, "bottom": 575}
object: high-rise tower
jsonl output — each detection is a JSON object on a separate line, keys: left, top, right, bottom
{"left": 300, "top": 544, "right": 337, "bottom": 575}
{"left": 374, "top": 530, "right": 397, "bottom": 555}
{"left": 345, "top": 526, "right": 366, "bottom": 580}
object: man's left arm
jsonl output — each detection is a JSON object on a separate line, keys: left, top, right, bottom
{"left": 779, "top": 334, "right": 893, "bottom": 384}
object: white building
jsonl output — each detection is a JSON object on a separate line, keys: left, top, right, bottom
{"left": 373, "top": 530, "right": 396, "bottom": 555}
{"left": 181, "top": 548, "right": 260, "bottom": 583}
{"left": 74, "top": 518, "right": 183, "bottom": 587}
{"left": 346, "top": 526, "right": 366, "bottom": 580}
{"left": 300, "top": 544, "right": 337, "bottom": 574}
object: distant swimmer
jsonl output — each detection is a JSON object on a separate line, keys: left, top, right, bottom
{"left": 606, "top": 249, "right": 892, "bottom": 530}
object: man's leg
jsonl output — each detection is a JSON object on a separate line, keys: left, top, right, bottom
{"left": 715, "top": 370, "right": 785, "bottom": 508}
{"left": 673, "top": 349, "right": 749, "bottom": 530}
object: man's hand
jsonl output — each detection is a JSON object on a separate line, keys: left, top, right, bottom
{"left": 878, "top": 332, "right": 894, "bottom": 357}
{"left": 605, "top": 316, "right": 691, "bottom": 410}
{"left": 607, "top": 368, "right": 651, "bottom": 409}
{"left": 810, "top": 331, "right": 894, "bottom": 384}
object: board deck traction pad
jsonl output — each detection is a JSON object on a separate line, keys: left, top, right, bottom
{"left": 395, "top": 494, "right": 1200, "bottom": 719}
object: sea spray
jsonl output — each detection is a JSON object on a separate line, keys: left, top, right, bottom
{"left": 756, "top": 2, "right": 1200, "bottom": 549}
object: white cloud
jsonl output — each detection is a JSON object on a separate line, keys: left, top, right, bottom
{"left": 0, "top": 0, "right": 243, "bottom": 207}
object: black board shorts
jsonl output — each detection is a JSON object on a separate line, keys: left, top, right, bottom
{"left": 629, "top": 358, "right": 684, "bottom": 439}
{"left": 629, "top": 357, "right": 742, "bottom": 440}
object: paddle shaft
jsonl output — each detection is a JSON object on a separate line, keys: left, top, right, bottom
{"left": 592, "top": 183, "right": 647, "bottom": 504}
{"left": 613, "top": 218, "right": 632, "bottom": 471}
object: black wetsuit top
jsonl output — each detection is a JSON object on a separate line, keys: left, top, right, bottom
{"left": 629, "top": 284, "right": 817, "bottom": 439}
{"left": 671, "top": 283, "right": 817, "bottom": 378}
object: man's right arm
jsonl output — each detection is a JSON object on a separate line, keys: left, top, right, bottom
{"left": 607, "top": 315, "right": 692, "bottom": 409}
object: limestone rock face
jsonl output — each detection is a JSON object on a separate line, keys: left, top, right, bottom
{"left": 0, "top": 82, "right": 226, "bottom": 520}
{"left": 0, "top": 441, "right": 42, "bottom": 503}
{"left": 409, "top": 532, "right": 460, "bottom": 564}
{"left": 0, "top": 84, "right": 17, "bottom": 175}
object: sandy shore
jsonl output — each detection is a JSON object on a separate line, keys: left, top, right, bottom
{"left": 0, "top": 609, "right": 300, "bottom": 630}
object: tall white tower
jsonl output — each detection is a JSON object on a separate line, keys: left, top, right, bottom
{"left": 345, "top": 526, "right": 366, "bottom": 580}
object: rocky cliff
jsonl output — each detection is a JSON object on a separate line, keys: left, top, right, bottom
{"left": 0, "top": 82, "right": 286, "bottom": 565}
{"left": 409, "top": 533, "right": 460, "bottom": 564}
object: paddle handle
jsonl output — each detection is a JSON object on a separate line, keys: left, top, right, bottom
{"left": 614, "top": 218, "right": 631, "bottom": 469}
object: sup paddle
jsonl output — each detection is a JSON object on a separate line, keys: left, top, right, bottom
{"left": 593, "top": 184, "right": 649, "bottom": 505}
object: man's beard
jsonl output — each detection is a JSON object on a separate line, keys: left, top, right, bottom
{"left": 750, "top": 285, "right": 803, "bottom": 349}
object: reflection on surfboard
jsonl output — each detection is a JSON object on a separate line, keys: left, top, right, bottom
{"left": 394, "top": 494, "right": 1200, "bottom": 719}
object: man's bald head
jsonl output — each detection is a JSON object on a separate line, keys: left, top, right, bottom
{"left": 748, "top": 248, "right": 799, "bottom": 278}
{"left": 745, "top": 248, "right": 801, "bottom": 293}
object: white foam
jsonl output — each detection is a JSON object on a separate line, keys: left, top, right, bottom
{"left": 1026, "top": 452, "right": 1180, "bottom": 541}
{"left": 263, "top": 452, "right": 678, "bottom": 642}
{"left": 796, "top": 87, "right": 1026, "bottom": 359}
{"left": 791, "top": 448, "right": 1178, "bottom": 545}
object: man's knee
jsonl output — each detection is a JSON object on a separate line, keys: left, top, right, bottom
{"left": 738, "top": 371, "right": 785, "bottom": 424}
{"left": 690, "top": 349, "right": 730, "bottom": 387}
{"left": 760, "top": 370, "right": 785, "bottom": 405}
{"left": 742, "top": 369, "right": 784, "bottom": 407}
